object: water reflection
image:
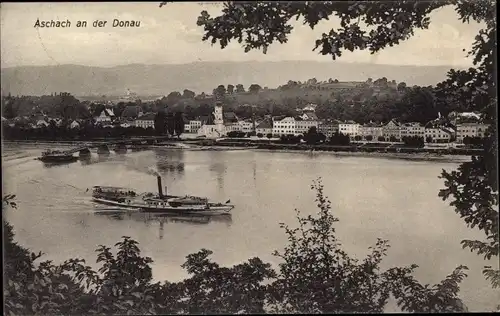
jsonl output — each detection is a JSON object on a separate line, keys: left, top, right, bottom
{"left": 94, "top": 210, "right": 232, "bottom": 239}
{"left": 154, "top": 149, "right": 185, "bottom": 177}
{"left": 42, "top": 160, "right": 79, "bottom": 168}
{"left": 208, "top": 152, "right": 226, "bottom": 190}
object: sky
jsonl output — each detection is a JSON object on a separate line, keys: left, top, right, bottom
{"left": 0, "top": 2, "right": 485, "bottom": 68}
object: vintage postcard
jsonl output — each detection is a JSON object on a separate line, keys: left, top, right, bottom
{"left": 2, "top": 1, "right": 498, "bottom": 314}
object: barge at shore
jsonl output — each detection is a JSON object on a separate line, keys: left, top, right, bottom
{"left": 37, "top": 149, "right": 78, "bottom": 163}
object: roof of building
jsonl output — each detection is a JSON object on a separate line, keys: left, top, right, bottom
{"left": 302, "top": 112, "right": 319, "bottom": 120}
{"left": 121, "top": 105, "right": 142, "bottom": 118}
{"left": 256, "top": 119, "right": 272, "bottom": 129}
{"left": 319, "top": 120, "right": 340, "bottom": 126}
{"left": 96, "top": 108, "right": 115, "bottom": 117}
{"left": 224, "top": 112, "right": 238, "bottom": 123}
{"left": 385, "top": 119, "right": 401, "bottom": 126}
{"left": 137, "top": 113, "right": 156, "bottom": 121}
{"left": 362, "top": 122, "right": 383, "bottom": 128}
{"left": 272, "top": 115, "right": 287, "bottom": 121}
{"left": 458, "top": 112, "right": 481, "bottom": 119}
{"left": 457, "top": 122, "right": 488, "bottom": 126}
{"left": 440, "top": 127, "right": 455, "bottom": 134}
{"left": 401, "top": 122, "right": 423, "bottom": 127}
{"left": 341, "top": 120, "right": 357, "bottom": 124}
{"left": 199, "top": 114, "right": 215, "bottom": 125}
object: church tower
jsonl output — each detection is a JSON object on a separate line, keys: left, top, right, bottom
{"left": 214, "top": 94, "right": 225, "bottom": 136}
{"left": 214, "top": 101, "right": 223, "bottom": 125}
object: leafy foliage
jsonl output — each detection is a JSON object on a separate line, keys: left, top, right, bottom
{"left": 402, "top": 136, "right": 425, "bottom": 148}
{"left": 266, "top": 179, "right": 468, "bottom": 313}
{"left": 303, "top": 126, "right": 326, "bottom": 144}
{"left": 2, "top": 183, "right": 472, "bottom": 314}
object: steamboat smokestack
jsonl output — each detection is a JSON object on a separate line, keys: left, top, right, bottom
{"left": 165, "top": 186, "right": 168, "bottom": 197}
{"left": 157, "top": 176, "right": 163, "bottom": 198}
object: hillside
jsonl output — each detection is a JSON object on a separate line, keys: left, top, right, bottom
{"left": 0, "top": 61, "right": 460, "bottom": 97}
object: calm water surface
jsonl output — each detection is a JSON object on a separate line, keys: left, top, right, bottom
{"left": 2, "top": 143, "right": 499, "bottom": 312}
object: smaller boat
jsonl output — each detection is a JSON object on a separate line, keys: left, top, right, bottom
{"left": 37, "top": 149, "right": 78, "bottom": 163}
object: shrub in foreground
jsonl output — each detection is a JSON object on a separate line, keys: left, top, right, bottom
{"left": 2, "top": 184, "right": 469, "bottom": 314}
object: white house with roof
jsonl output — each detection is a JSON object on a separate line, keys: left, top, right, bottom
{"left": 95, "top": 108, "right": 115, "bottom": 124}
{"left": 382, "top": 120, "right": 401, "bottom": 140}
{"left": 36, "top": 119, "right": 50, "bottom": 128}
{"left": 302, "top": 103, "right": 317, "bottom": 112}
{"left": 239, "top": 120, "right": 255, "bottom": 133}
{"left": 135, "top": 113, "right": 156, "bottom": 129}
{"left": 256, "top": 119, "right": 273, "bottom": 135}
{"left": 272, "top": 117, "right": 296, "bottom": 136}
{"left": 69, "top": 120, "right": 80, "bottom": 129}
{"left": 300, "top": 111, "right": 319, "bottom": 121}
{"left": 120, "top": 122, "right": 133, "bottom": 128}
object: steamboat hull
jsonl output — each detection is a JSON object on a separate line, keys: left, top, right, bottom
{"left": 38, "top": 155, "right": 79, "bottom": 163}
{"left": 92, "top": 198, "right": 233, "bottom": 216}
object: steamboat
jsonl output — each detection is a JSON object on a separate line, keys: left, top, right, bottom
{"left": 91, "top": 176, "right": 234, "bottom": 215}
{"left": 37, "top": 149, "right": 78, "bottom": 163}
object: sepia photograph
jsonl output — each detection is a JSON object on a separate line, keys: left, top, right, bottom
{"left": 1, "top": 1, "right": 498, "bottom": 314}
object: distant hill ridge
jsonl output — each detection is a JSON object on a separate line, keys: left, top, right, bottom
{"left": 0, "top": 61, "right": 462, "bottom": 97}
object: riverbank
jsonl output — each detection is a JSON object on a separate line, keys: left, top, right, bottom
{"left": 3, "top": 139, "right": 476, "bottom": 163}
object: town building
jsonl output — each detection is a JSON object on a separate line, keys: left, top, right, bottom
{"left": 456, "top": 123, "right": 489, "bottom": 143}
{"left": 197, "top": 97, "right": 227, "bottom": 138}
{"left": 295, "top": 117, "right": 319, "bottom": 135}
{"left": 186, "top": 120, "right": 202, "bottom": 133}
{"left": 424, "top": 127, "right": 455, "bottom": 143}
{"left": 359, "top": 122, "right": 384, "bottom": 139}
{"left": 300, "top": 111, "right": 318, "bottom": 121}
{"left": 95, "top": 108, "right": 115, "bottom": 124}
{"left": 239, "top": 120, "right": 255, "bottom": 133}
{"left": 448, "top": 111, "right": 482, "bottom": 125}
{"left": 134, "top": 113, "right": 156, "bottom": 129}
{"left": 339, "top": 121, "right": 360, "bottom": 138}
{"left": 317, "top": 120, "right": 339, "bottom": 137}
{"left": 69, "top": 120, "right": 80, "bottom": 129}
{"left": 120, "top": 122, "right": 133, "bottom": 128}
{"left": 302, "top": 103, "right": 317, "bottom": 112}
{"left": 225, "top": 123, "right": 243, "bottom": 133}
{"left": 400, "top": 122, "right": 425, "bottom": 138}
{"left": 35, "top": 117, "right": 50, "bottom": 128}
{"left": 382, "top": 119, "right": 401, "bottom": 140}
{"left": 256, "top": 119, "right": 273, "bottom": 135}
{"left": 272, "top": 117, "right": 296, "bottom": 136}
{"left": 51, "top": 118, "right": 63, "bottom": 127}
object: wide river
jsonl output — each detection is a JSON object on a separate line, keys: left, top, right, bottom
{"left": 2, "top": 143, "right": 498, "bottom": 312}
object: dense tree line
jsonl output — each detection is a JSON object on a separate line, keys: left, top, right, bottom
{"left": 1, "top": 79, "right": 471, "bottom": 127}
